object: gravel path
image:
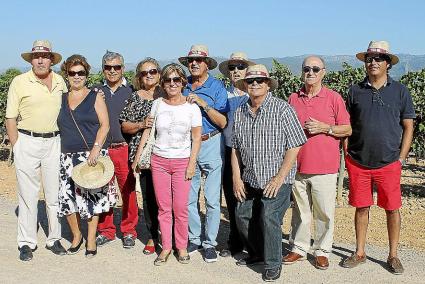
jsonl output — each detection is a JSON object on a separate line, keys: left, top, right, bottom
{"left": 1, "top": 197, "right": 424, "bottom": 284}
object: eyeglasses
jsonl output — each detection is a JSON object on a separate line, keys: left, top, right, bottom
{"left": 245, "top": 77, "right": 269, "bottom": 85}
{"left": 68, "top": 70, "right": 87, "bottom": 77}
{"left": 140, "top": 69, "right": 158, "bottom": 77}
{"left": 103, "top": 65, "right": 122, "bottom": 71}
{"left": 365, "top": 55, "right": 388, "bottom": 63}
{"left": 228, "top": 64, "right": 247, "bottom": 71}
{"left": 302, "top": 66, "right": 324, "bottom": 73}
{"left": 32, "top": 53, "right": 52, "bottom": 60}
{"left": 163, "top": 77, "right": 183, "bottom": 85}
{"left": 188, "top": 57, "right": 205, "bottom": 64}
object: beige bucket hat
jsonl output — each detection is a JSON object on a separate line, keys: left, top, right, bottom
{"left": 219, "top": 52, "right": 256, "bottom": 78}
{"left": 178, "top": 44, "right": 218, "bottom": 70}
{"left": 71, "top": 156, "right": 115, "bottom": 190}
{"left": 21, "top": 40, "right": 62, "bottom": 65}
{"left": 235, "top": 64, "right": 278, "bottom": 92}
{"left": 356, "top": 40, "right": 399, "bottom": 65}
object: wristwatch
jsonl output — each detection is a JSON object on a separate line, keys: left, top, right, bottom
{"left": 327, "top": 126, "right": 334, "bottom": 135}
{"left": 94, "top": 142, "right": 101, "bottom": 148}
{"left": 203, "top": 105, "right": 212, "bottom": 113}
{"left": 399, "top": 158, "right": 406, "bottom": 166}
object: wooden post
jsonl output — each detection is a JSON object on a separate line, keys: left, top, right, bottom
{"left": 336, "top": 149, "right": 345, "bottom": 206}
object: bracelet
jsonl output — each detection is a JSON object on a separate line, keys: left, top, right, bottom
{"left": 93, "top": 142, "right": 101, "bottom": 148}
{"left": 203, "top": 105, "right": 212, "bottom": 113}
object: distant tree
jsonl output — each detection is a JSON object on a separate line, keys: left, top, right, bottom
{"left": 323, "top": 62, "right": 365, "bottom": 100}
{"left": 0, "top": 68, "right": 22, "bottom": 129}
{"left": 270, "top": 59, "right": 302, "bottom": 100}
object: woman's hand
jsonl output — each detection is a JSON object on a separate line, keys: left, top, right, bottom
{"left": 93, "top": 88, "right": 105, "bottom": 100}
{"left": 140, "top": 116, "right": 154, "bottom": 129}
{"left": 185, "top": 163, "right": 196, "bottom": 180}
{"left": 87, "top": 147, "right": 101, "bottom": 166}
{"left": 131, "top": 160, "right": 140, "bottom": 177}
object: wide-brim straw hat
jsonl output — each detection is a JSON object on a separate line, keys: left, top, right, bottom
{"left": 178, "top": 44, "right": 218, "bottom": 70}
{"left": 356, "top": 40, "right": 399, "bottom": 65}
{"left": 235, "top": 64, "right": 278, "bottom": 92}
{"left": 71, "top": 156, "right": 115, "bottom": 190}
{"left": 21, "top": 40, "right": 62, "bottom": 66}
{"left": 219, "top": 52, "right": 256, "bottom": 78}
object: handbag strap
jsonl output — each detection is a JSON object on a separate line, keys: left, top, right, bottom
{"left": 68, "top": 93, "right": 90, "bottom": 151}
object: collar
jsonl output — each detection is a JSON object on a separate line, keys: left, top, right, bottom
{"left": 362, "top": 76, "right": 393, "bottom": 88}
{"left": 228, "top": 84, "right": 246, "bottom": 96}
{"left": 298, "top": 85, "right": 326, "bottom": 98}
{"left": 103, "top": 77, "right": 128, "bottom": 88}
{"left": 187, "top": 74, "right": 213, "bottom": 89}
{"left": 245, "top": 92, "right": 273, "bottom": 111}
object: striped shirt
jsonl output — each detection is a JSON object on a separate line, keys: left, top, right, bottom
{"left": 232, "top": 93, "right": 306, "bottom": 188}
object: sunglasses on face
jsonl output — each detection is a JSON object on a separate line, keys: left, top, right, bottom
{"left": 302, "top": 66, "right": 324, "bottom": 73}
{"left": 365, "top": 55, "right": 388, "bottom": 63}
{"left": 140, "top": 69, "right": 158, "bottom": 77}
{"left": 68, "top": 70, "right": 87, "bottom": 77}
{"left": 163, "top": 77, "right": 183, "bottom": 85}
{"left": 188, "top": 57, "right": 205, "bottom": 64}
{"left": 103, "top": 65, "right": 122, "bottom": 71}
{"left": 245, "top": 77, "right": 269, "bottom": 85}
{"left": 228, "top": 64, "right": 247, "bottom": 71}
{"left": 32, "top": 53, "right": 51, "bottom": 60}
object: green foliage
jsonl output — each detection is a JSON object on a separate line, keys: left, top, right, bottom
{"left": 0, "top": 68, "right": 22, "bottom": 130}
{"left": 215, "top": 73, "right": 231, "bottom": 88}
{"left": 323, "top": 62, "right": 366, "bottom": 100}
{"left": 270, "top": 59, "right": 302, "bottom": 100}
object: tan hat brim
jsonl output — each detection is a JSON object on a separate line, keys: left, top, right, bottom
{"left": 178, "top": 56, "right": 218, "bottom": 70}
{"left": 356, "top": 52, "right": 399, "bottom": 65}
{"left": 71, "top": 156, "right": 115, "bottom": 190}
{"left": 218, "top": 59, "right": 256, "bottom": 78}
{"left": 235, "top": 77, "right": 278, "bottom": 93}
{"left": 21, "top": 52, "right": 62, "bottom": 66}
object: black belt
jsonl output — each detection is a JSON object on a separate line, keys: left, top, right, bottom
{"left": 201, "top": 130, "right": 220, "bottom": 141}
{"left": 18, "top": 129, "right": 60, "bottom": 138}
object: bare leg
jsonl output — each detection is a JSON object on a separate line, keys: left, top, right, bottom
{"left": 354, "top": 207, "right": 370, "bottom": 256}
{"left": 66, "top": 213, "right": 82, "bottom": 247}
{"left": 386, "top": 209, "right": 401, "bottom": 258}
{"left": 87, "top": 215, "right": 99, "bottom": 251}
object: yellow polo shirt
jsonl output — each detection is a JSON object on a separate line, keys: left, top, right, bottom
{"left": 6, "top": 70, "right": 68, "bottom": 132}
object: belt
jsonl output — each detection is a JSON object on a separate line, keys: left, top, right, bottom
{"left": 109, "top": 142, "right": 127, "bottom": 149}
{"left": 201, "top": 130, "right": 220, "bottom": 142}
{"left": 18, "top": 129, "right": 60, "bottom": 138}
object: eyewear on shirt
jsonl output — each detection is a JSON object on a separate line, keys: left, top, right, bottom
{"left": 365, "top": 55, "right": 390, "bottom": 63}
{"left": 245, "top": 77, "right": 269, "bottom": 85}
{"left": 103, "top": 65, "right": 122, "bottom": 71}
{"left": 163, "top": 77, "right": 183, "bottom": 85}
{"left": 68, "top": 70, "right": 87, "bottom": 77}
{"left": 228, "top": 64, "right": 247, "bottom": 71}
{"left": 302, "top": 66, "right": 325, "bottom": 74}
{"left": 139, "top": 69, "right": 158, "bottom": 77}
{"left": 188, "top": 57, "right": 206, "bottom": 64}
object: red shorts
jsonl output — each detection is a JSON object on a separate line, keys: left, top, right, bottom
{"left": 345, "top": 156, "right": 402, "bottom": 210}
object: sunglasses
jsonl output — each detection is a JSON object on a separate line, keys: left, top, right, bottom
{"left": 365, "top": 55, "right": 388, "bottom": 63}
{"left": 103, "top": 65, "right": 122, "bottom": 71}
{"left": 302, "top": 66, "right": 324, "bottom": 73}
{"left": 68, "top": 70, "right": 87, "bottom": 77}
{"left": 245, "top": 77, "right": 269, "bottom": 85}
{"left": 188, "top": 57, "right": 205, "bottom": 64}
{"left": 163, "top": 77, "right": 183, "bottom": 85}
{"left": 228, "top": 64, "right": 247, "bottom": 71}
{"left": 140, "top": 69, "right": 158, "bottom": 77}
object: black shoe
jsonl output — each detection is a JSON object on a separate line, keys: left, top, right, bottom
{"left": 204, "top": 247, "right": 218, "bottom": 263}
{"left": 220, "top": 247, "right": 243, "bottom": 257}
{"left": 45, "top": 240, "right": 66, "bottom": 256}
{"left": 19, "top": 245, "right": 33, "bottom": 261}
{"left": 236, "top": 256, "right": 264, "bottom": 266}
{"left": 67, "top": 237, "right": 84, "bottom": 255}
{"left": 262, "top": 267, "right": 282, "bottom": 282}
{"left": 85, "top": 248, "right": 97, "bottom": 258}
{"left": 122, "top": 234, "right": 135, "bottom": 249}
{"left": 96, "top": 235, "right": 116, "bottom": 247}
{"left": 187, "top": 242, "right": 202, "bottom": 255}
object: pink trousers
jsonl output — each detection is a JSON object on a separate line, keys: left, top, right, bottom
{"left": 151, "top": 154, "right": 191, "bottom": 250}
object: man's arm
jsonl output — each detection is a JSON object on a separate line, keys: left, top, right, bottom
{"left": 231, "top": 148, "right": 246, "bottom": 202}
{"left": 5, "top": 118, "right": 18, "bottom": 146}
{"left": 399, "top": 118, "right": 414, "bottom": 161}
{"left": 121, "top": 117, "right": 153, "bottom": 134}
{"left": 304, "top": 117, "right": 352, "bottom": 137}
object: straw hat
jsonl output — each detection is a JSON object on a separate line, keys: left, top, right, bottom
{"left": 71, "top": 156, "right": 115, "bottom": 190}
{"left": 218, "top": 52, "right": 256, "bottom": 78}
{"left": 178, "top": 44, "right": 218, "bottom": 70}
{"left": 235, "top": 64, "right": 278, "bottom": 92}
{"left": 356, "top": 40, "right": 399, "bottom": 65}
{"left": 21, "top": 40, "right": 62, "bottom": 65}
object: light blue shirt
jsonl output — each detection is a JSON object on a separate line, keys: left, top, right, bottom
{"left": 223, "top": 85, "right": 249, "bottom": 147}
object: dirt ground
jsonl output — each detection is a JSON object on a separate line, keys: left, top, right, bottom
{"left": 1, "top": 156, "right": 424, "bottom": 251}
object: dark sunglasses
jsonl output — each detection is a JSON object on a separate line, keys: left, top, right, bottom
{"left": 365, "top": 55, "right": 389, "bottom": 63}
{"left": 245, "top": 77, "right": 269, "bottom": 85}
{"left": 163, "top": 77, "right": 183, "bottom": 84}
{"left": 140, "top": 69, "right": 158, "bottom": 77}
{"left": 103, "top": 65, "right": 122, "bottom": 71}
{"left": 188, "top": 57, "right": 205, "bottom": 64}
{"left": 68, "top": 70, "right": 87, "bottom": 77}
{"left": 228, "top": 64, "right": 247, "bottom": 71}
{"left": 302, "top": 66, "right": 324, "bottom": 73}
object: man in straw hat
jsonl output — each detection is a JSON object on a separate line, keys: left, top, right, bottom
{"left": 218, "top": 52, "right": 254, "bottom": 258}
{"left": 232, "top": 64, "right": 306, "bottom": 281}
{"left": 284, "top": 56, "right": 352, "bottom": 270}
{"left": 5, "top": 40, "right": 68, "bottom": 261}
{"left": 342, "top": 41, "right": 415, "bottom": 274}
{"left": 179, "top": 44, "right": 229, "bottom": 262}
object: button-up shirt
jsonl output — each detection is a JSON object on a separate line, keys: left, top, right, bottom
{"left": 223, "top": 85, "right": 249, "bottom": 147}
{"left": 232, "top": 93, "right": 306, "bottom": 188}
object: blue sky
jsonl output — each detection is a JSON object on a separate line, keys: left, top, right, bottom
{"left": 2, "top": 0, "right": 425, "bottom": 68}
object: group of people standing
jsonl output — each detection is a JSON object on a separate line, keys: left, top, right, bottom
{"left": 5, "top": 39, "right": 415, "bottom": 282}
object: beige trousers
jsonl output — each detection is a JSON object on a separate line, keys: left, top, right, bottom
{"left": 289, "top": 173, "right": 338, "bottom": 257}
{"left": 14, "top": 132, "right": 61, "bottom": 249}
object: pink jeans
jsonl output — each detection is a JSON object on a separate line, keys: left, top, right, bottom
{"left": 151, "top": 154, "right": 191, "bottom": 250}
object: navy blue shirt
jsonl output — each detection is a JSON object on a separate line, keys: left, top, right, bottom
{"left": 183, "top": 74, "right": 229, "bottom": 135}
{"left": 346, "top": 76, "right": 416, "bottom": 168}
{"left": 58, "top": 90, "right": 102, "bottom": 153}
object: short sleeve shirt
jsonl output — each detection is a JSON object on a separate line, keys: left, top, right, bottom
{"left": 223, "top": 85, "right": 249, "bottom": 147}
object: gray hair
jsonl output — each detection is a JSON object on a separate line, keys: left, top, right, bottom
{"left": 302, "top": 55, "right": 326, "bottom": 68}
{"left": 102, "top": 50, "right": 124, "bottom": 69}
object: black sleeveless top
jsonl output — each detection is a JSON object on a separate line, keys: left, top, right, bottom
{"left": 58, "top": 90, "right": 103, "bottom": 153}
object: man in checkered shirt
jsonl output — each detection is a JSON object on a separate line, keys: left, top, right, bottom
{"left": 231, "top": 64, "right": 306, "bottom": 282}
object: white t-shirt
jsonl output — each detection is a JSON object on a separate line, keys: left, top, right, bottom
{"left": 151, "top": 98, "right": 202, "bottom": 158}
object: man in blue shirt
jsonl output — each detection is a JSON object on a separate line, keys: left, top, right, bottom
{"left": 179, "top": 44, "right": 229, "bottom": 262}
